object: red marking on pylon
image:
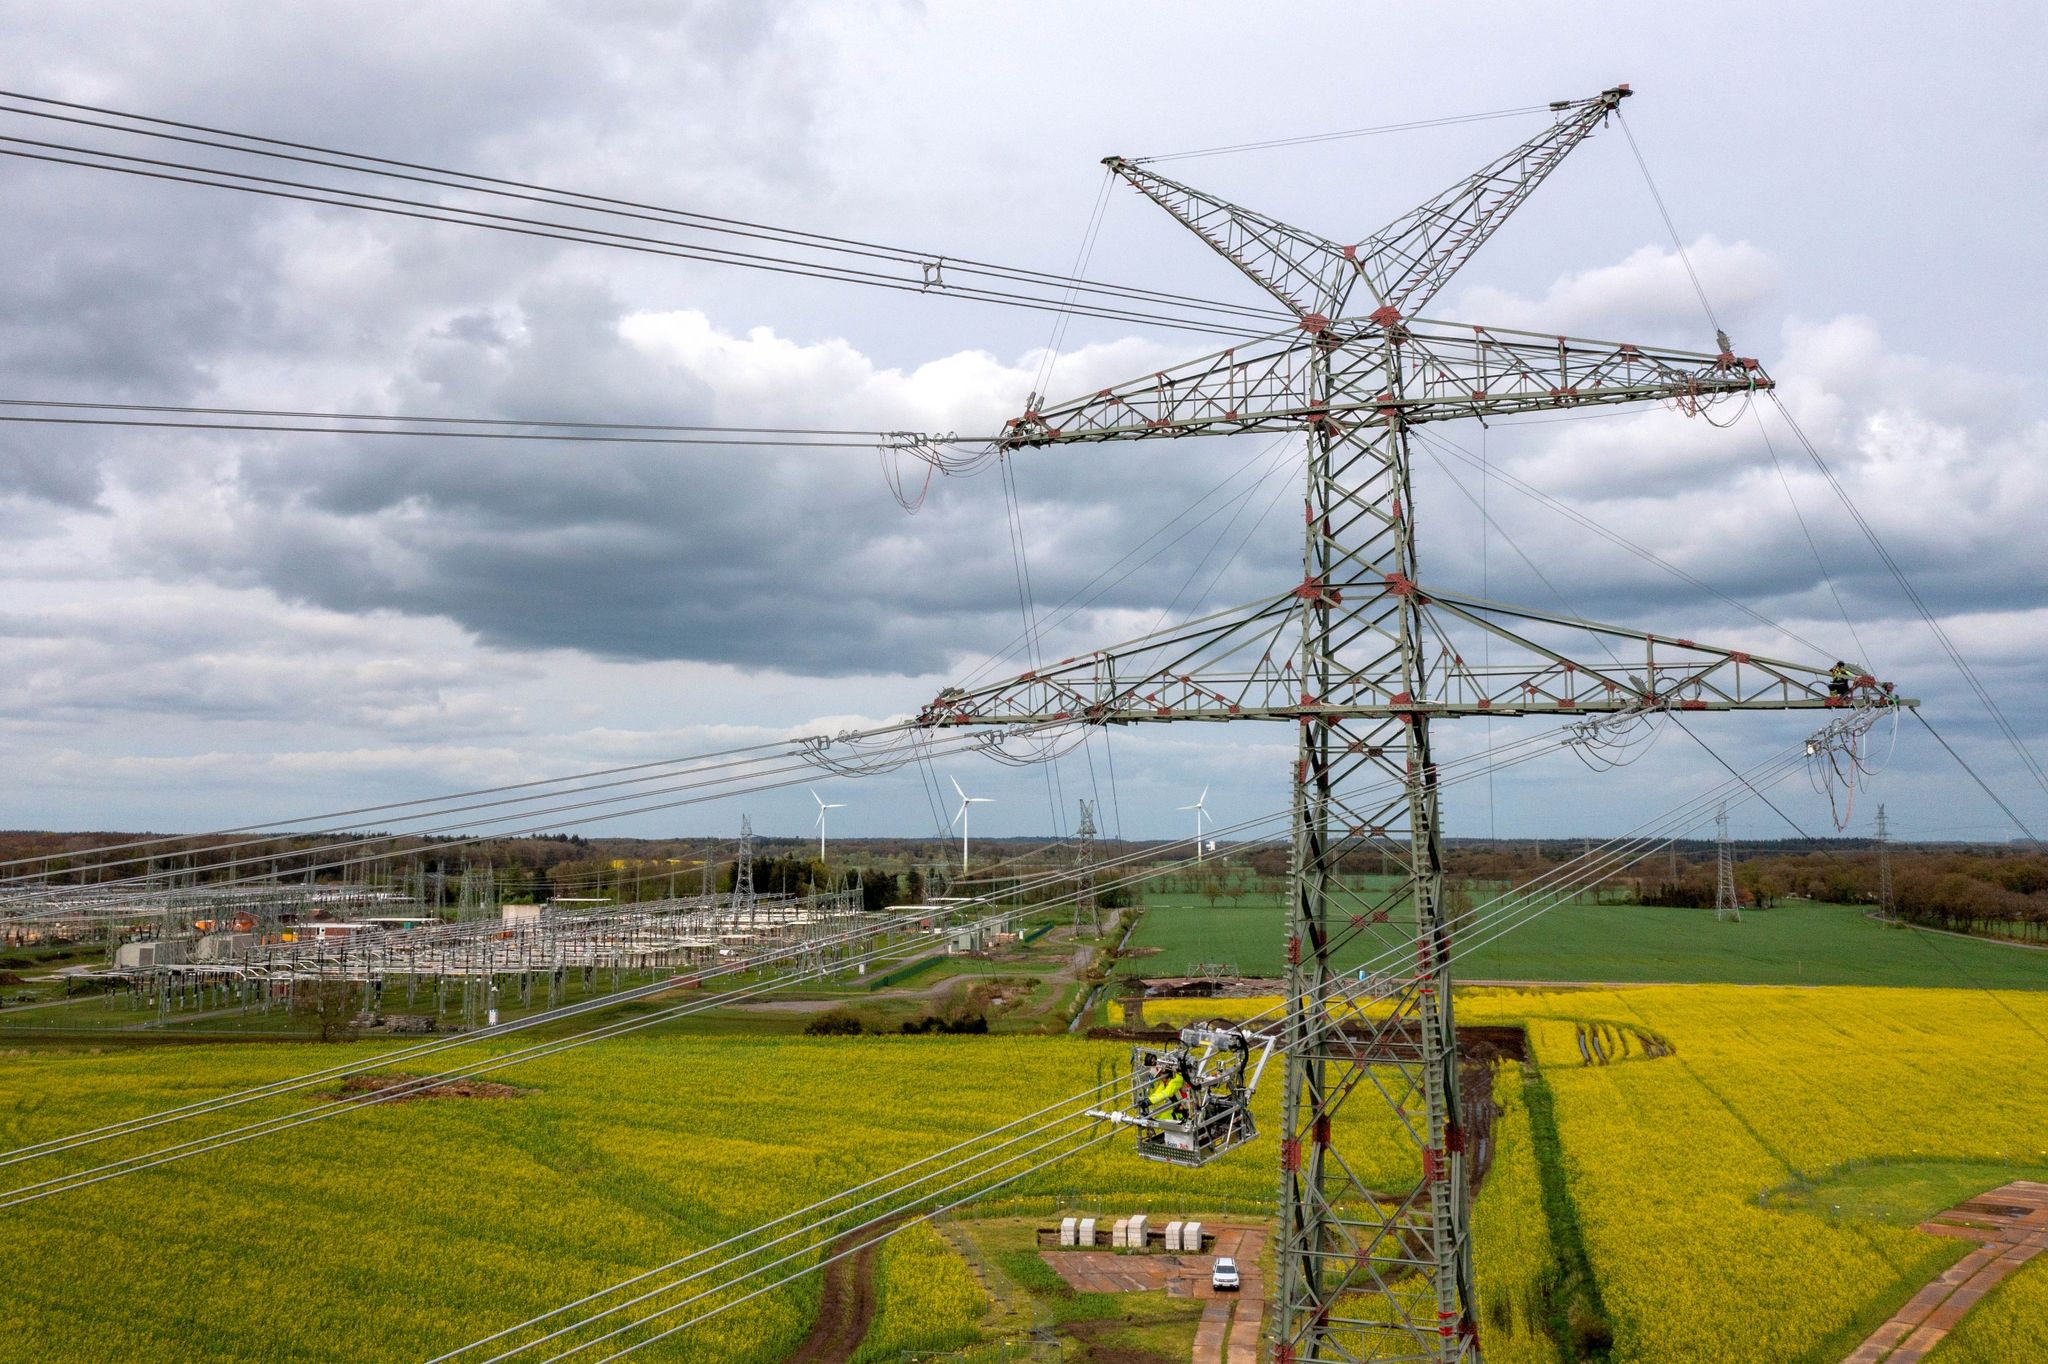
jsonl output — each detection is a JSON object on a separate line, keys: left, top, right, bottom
{"left": 1370, "top": 305, "right": 1403, "bottom": 328}
{"left": 1293, "top": 575, "right": 1342, "bottom": 605}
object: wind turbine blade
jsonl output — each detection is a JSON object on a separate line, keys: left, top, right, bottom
{"left": 1198, "top": 785, "right": 1209, "bottom": 806}
{"left": 811, "top": 789, "right": 824, "bottom": 809}
{"left": 950, "top": 775, "right": 966, "bottom": 802}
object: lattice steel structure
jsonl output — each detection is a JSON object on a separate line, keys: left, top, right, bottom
{"left": 1714, "top": 803, "right": 1741, "bottom": 922}
{"left": 1074, "top": 798, "right": 1100, "bottom": 934}
{"left": 1875, "top": 803, "right": 1895, "bottom": 919}
{"left": 918, "top": 85, "right": 1910, "bottom": 1361}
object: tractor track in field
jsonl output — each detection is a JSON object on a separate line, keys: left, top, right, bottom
{"left": 787, "top": 1212, "right": 912, "bottom": 1364}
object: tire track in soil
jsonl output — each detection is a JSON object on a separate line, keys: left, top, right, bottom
{"left": 787, "top": 1213, "right": 913, "bottom": 1364}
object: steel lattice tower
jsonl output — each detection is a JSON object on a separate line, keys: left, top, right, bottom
{"left": 1714, "top": 802, "right": 1741, "bottom": 923}
{"left": 1075, "top": 799, "right": 1101, "bottom": 934}
{"left": 1875, "top": 803, "right": 1894, "bottom": 920}
{"left": 919, "top": 84, "right": 1906, "bottom": 1362}
{"left": 734, "top": 815, "right": 756, "bottom": 925}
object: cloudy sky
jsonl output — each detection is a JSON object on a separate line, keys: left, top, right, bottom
{"left": 3, "top": 1, "right": 2045, "bottom": 847}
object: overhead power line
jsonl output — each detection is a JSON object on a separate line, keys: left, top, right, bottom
{"left": 0, "top": 397, "right": 993, "bottom": 449}
{"left": 1132, "top": 103, "right": 1552, "bottom": 163}
{"left": 442, "top": 742, "right": 1813, "bottom": 1364}
{"left": 0, "top": 91, "right": 1290, "bottom": 339}
{"left": 1767, "top": 392, "right": 2048, "bottom": 826}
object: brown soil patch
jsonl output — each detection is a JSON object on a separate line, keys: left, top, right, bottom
{"left": 335, "top": 1074, "right": 525, "bottom": 1102}
{"left": 787, "top": 1214, "right": 910, "bottom": 1364}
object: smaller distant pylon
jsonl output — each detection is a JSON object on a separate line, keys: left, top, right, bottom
{"left": 1714, "top": 803, "right": 1741, "bottom": 923}
{"left": 1074, "top": 799, "right": 1100, "bottom": 935}
{"left": 1876, "top": 804, "right": 1895, "bottom": 920}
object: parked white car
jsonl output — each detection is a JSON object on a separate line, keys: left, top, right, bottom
{"left": 1211, "top": 1256, "right": 1241, "bottom": 1291}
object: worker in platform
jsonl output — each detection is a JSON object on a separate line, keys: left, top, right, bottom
{"left": 1148, "top": 1065, "right": 1191, "bottom": 1123}
{"left": 1828, "top": 661, "right": 1854, "bottom": 697}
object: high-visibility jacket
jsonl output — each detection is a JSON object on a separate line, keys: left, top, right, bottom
{"left": 1148, "top": 1073, "right": 1189, "bottom": 1118}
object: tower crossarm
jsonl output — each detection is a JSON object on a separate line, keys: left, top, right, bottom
{"left": 1353, "top": 84, "right": 1632, "bottom": 315}
{"left": 1102, "top": 84, "right": 1630, "bottom": 324}
{"left": 996, "top": 319, "right": 1765, "bottom": 448}
{"left": 913, "top": 581, "right": 1915, "bottom": 726}
{"left": 1102, "top": 158, "right": 1359, "bottom": 321}
{"left": 1409, "top": 586, "right": 1918, "bottom": 715}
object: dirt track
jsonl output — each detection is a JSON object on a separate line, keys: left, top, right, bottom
{"left": 787, "top": 1214, "right": 909, "bottom": 1364}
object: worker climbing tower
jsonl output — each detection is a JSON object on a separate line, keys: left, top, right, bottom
{"left": 1714, "top": 803, "right": 1741, "bottom": 922}
{"left": 918, "top": 84, "right": 1907, "bottom": 1361}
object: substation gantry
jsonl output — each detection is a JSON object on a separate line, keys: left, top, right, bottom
{"left": 916, "top": 85, "right": 1911, "bottom": 1361}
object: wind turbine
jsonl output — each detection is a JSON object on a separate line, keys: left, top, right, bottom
{"left": 950, "top": 776, "right": 993, "bottom": 871}
{"left": 811, "top": 789, "right": 847, "bottom": 861}
{"left": 1178, "top": 786, "right": 1211, "bottom": 861}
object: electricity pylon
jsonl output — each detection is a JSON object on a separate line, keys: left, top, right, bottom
{"left": 1714, "top": 803, "right": 1741, "bottom": 922}
{"left": 1875, "top": 803, "right": 1894, "bottom": 919}
{"left": 918, "top": 84, "right": 1907, "bottom": 1361}
{"left": 734, "top": 815, "right": 756, "bottom": 927}
{"left": 1074, "top": 799, "right": 1101, "bottom": 934}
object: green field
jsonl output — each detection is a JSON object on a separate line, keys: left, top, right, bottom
{"left": 1124, "top": 891, "right": 2048, "bottom": 989}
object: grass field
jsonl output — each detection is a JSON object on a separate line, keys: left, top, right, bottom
{"left": 1124, "top": 891, "right": 2048, "bottom": 989}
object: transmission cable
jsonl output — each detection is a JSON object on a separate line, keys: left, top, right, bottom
{"left": 479, "top": 743, "right": 1814, "bottom": 1364}
{"left": 0, "top": 812, "right": 1298, "bottom": 1209}
{"left": 1132, "top": 104, "right": 1552, "bottom": 164}
{"left": 0, "top": 91, "right": 1284, "bottom": 329}
{"left": 1767, "top": 391, "right": 2048, "bottom": 809}
{"left": 0, "top": 100, "right": 1287, "bottom": 339}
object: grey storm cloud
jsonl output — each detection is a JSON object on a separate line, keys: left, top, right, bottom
{"left": 3, "top": 0, "right": 2047, "bottom": 839}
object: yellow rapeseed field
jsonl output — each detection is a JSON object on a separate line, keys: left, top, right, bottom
{"left": 0, "top": 1032, "right": 1306, "bottom": 1362}
{"left": 4, "top": 982, "right": 2045, "bottom": 1360}
{"left": 1137, "top": 983, "right": 2048, "bottom": 1360}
